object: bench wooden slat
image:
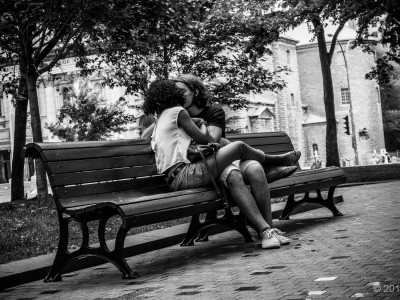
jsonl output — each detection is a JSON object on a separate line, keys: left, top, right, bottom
{"left": 126, "top": 201, "right": 225, "bottom": 227}
{"left": 46, "top": 154, "right": 155, "bottom": 174}
{"left": 59, "top": 185, "right": 215, "bottom": 211}
{"left": 39, "top": 144, "right": 153, "bottom": 163}
{"left": 116, "top": 190, "right": 220, "bottom": 217}
{"left": 51, "top": 165, "right": 158, "bottom": 186}
{"left": 56, "top": 176, "right": 166, "bottom": 200}
{"left": 269, "top": 167, "right": 345, "bottom": 188}
{"left": 25, "top": 138, "right": 150, "bottom": 151}
{"left": 251, "top": 144, "right": 294, "bottom": 154}
{"left": 270, "top": 176, "right": 346, "bottom": 198}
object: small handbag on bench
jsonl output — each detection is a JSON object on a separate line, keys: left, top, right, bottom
{"left": 186, "top": 141, "right": 221, "bottom": 163}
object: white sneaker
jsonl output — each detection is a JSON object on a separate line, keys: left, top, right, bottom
{"left": 260, "top": 229, "right": 281, "bottom": 249}
{"left": 270, "top": 228, "right": 290, "bottom": 245}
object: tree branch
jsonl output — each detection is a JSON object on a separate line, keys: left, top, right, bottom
{"left": 328, "top": 22, "right": 345, "bottom": 61}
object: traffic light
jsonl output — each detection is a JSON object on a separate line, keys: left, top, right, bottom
{"left": 343, "top": 115, "right": 350, "bottom": 135}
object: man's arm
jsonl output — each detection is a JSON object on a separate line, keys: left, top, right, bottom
{"left": 208, "top": 125, "right": 222, "bottom": 143}
{"left": 141, "top": 122, "right": 155, "bottom": 138}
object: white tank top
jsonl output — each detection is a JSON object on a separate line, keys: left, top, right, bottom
{"left": 151, "top": 106, "right": 191, "bottom": 174}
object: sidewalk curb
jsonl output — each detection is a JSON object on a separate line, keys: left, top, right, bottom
{"left": 0, "top": 198, "right": 343, "bottom": 291}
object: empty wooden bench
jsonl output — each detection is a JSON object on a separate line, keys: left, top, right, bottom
{"left": 24, "top": 131, "right": 346, "bottom": 281}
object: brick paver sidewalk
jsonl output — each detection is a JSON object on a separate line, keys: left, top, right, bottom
{"left": 1, "top": 181, "right": 399, "bottom": 299}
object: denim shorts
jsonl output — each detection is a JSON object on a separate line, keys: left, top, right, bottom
{"left": 169, "top": 161, "right": 212, "bottom": 191}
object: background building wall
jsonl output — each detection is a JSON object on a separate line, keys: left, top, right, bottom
{"left": 295, "top": 25, "right": 385, "bottom": 166}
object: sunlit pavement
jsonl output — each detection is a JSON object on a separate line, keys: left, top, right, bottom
{"left": 0, "top": 179, "right": 38, "bottom": 203}
{"left": 1, "top": 181, "right": 399, "bottom": 299}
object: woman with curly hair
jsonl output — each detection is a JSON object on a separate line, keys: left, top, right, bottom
{"left": 143, "top": 78, "right": 290, "bottom": 249}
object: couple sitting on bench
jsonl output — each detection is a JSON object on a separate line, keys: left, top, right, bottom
{"left": 142, "top": 74, "right": 301, "bottom": 249}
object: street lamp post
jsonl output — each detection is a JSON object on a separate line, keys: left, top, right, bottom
{"left": 330, "top": 36, "right": 359, "bottom": 165}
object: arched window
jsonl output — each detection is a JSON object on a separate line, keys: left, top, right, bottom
{"left": 62, "top": 87, "right": 70, "bottom": 105}
{"left": 94, "top": 82, "right": 102, "bottom": 95}
{"left": 312, "top": 143, "right": 319, "bottom": 156}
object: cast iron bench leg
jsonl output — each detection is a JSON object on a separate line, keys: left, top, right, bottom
{"left": 113, "top": 226, "right": 140, "bottom": 279}
{"left": 280, "top": 187, "right": 344, "bottom": 220}
{"left": 44, "top": 215, "right": 70, "bottom": 282}
{"left": 195, "top": 211, "right": 218, "bottom": 242}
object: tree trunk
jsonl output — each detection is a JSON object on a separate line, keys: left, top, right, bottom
{"left": 26, "top": 69, "right": 48, "bottom": 201}
{"left": 11, "top": 77, "right": 29, "bottom": 201}
{"left": 313, "top": 20, "right": 340, "bottom": 167}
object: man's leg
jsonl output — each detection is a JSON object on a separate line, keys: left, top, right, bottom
{"left": 241, "top": 162, "right": 272, "bottom": 226}
{"left": 225, "top": 169, "right": 270, "bottom": 232}
{"left": 241, "top": 161, "right": 291, "bottom": 246}
{"left": 225, "top": 169, "right": 283, "bottom": 249}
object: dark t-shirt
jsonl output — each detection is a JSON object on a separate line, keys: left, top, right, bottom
{"left": 194, "top": 104, "right": 226, "bottom": 138}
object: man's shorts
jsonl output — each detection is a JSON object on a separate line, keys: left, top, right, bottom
{"left": 219, "top": 160, "right": 261, "bottom": 187}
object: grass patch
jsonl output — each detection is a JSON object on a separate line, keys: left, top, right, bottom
{"left": 0, "top": 195, "right": 287, "bottom": 265}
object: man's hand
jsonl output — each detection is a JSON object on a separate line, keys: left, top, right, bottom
{"left": 191, "top": 118, "right": 207, "bottom": 127}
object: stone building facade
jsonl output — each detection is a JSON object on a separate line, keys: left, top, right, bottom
{"left": 290, "top": 24, "right": 385, "bottom": 167}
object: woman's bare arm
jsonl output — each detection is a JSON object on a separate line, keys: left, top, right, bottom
{"left": 177, "top": 110, "right": 210, "bottom": 144}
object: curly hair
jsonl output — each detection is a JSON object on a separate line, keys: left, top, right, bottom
{"left": 172, "top": 74, "right": 211, "bottom": 108}
{"left": 142, "top": 79, "right": 186, "bottom": 116}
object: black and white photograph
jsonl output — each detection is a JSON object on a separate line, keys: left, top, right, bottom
{"left": 1, "top": 0, "right": 399, "bottom": 299}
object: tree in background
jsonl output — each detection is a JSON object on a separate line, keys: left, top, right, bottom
{"left": 242, "top": 0, "right": 364, "bottom": 166}
{"left": 86, "top": 0, "right": 288, "bottom": 111}
{"left": 46, "top": 80, "right": 135, "bottom": 141}
{"left": 0, "top": 0, "right": 150, "bottom": 200}
{"left": 351, "top": 0, "right": 400, "bottom": 85}
{"left": 349, "top": 0, "right": 400, "bottom": 151}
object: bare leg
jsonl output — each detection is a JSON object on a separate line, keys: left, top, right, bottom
{"left": 206, "top": 141, "right": 266, "bottom": 178}
{"left": 225, "top": 170, "right": 270, "bottom": 233}
{"left": 219, "top": 138, "right": 300, "bottom": 166}
{"left": 243, "top": 163, "right": 272, "bottom": 227}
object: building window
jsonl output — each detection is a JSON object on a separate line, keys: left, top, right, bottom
{"left": 62, "top": 87, "right": 70, "bottom": 105}
{"left": 341, "top": 88, "right": 350, "bottom": 105}
{"left": 290, "top": 93, "right": 295, "bottom": 107}
{"left": 286, "top": 50, "right": 291, "bottom": 65}
{"left": 94, "top": 82, "right": 102, "bottom": 95}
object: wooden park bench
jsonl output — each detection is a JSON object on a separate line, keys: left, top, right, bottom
{"left": 24, "top": 132, "right": 346, "bottom": 281}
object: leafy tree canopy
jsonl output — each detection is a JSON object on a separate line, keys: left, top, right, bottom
{"left": 342, "top": 0, "right": 400, "bottom": 85}
{"left": 82, "top": 0, "right": 289, "bottom": 110}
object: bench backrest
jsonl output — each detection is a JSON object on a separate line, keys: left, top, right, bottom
{"left": 24, "top": 131, "right": 295, "bottom": 209}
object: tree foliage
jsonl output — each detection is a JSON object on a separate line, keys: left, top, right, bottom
{"left": 343, "top": 0, "right": 400, "bottom": 85}
{"left": 84, "top": 0, "right": 288, "bottom": 111}
{"left": 0, "top": 0, "right": 148, "bottom": 200}
{"left": 246, "top": 0, "right": 361, "bottom": 166}
{"left": 46, "top": 81, "right": 134, "bottom": 142}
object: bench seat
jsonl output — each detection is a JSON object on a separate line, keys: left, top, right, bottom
{"left": 24, "top": 131, "right": 345, "bottom": 281}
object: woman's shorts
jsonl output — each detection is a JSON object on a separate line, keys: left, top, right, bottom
{"left": 219, "top": 160, "right": 260, "bottom": 187}
{"left": 169, "top": 161, "right": 212, "bottom": 191}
